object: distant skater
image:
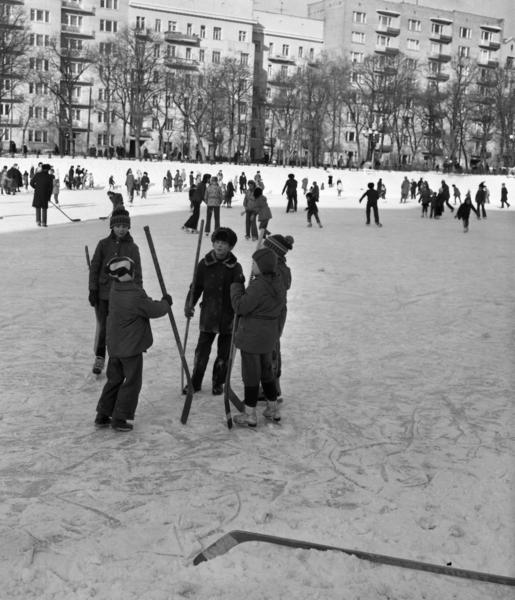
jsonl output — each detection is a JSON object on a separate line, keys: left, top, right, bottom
{"left": 358, "top": 182, "right": 382, "bottom": 227}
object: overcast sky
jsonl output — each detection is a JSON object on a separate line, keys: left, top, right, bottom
{"left": 253, "top": 0, "right": 514, "bottom": 35}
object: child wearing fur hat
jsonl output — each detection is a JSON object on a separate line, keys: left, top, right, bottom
{"left": 88, "top": 207, "right": 142, "bottom": 375}
{"left": 184, "top": 227, "right": 244, "bottom": 395}
{"left": 94, "top": 256, "right": 171, "bottom": 432}
{"left": 231, "top": 247, "right": 287, "bottom": 427}
{"left": 263, "top": 234, "right": 294, "bottom": 401}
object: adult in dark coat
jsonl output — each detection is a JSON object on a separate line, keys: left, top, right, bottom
{"left": 440, "top": 180, "right": 454, "bottom": 212}
{"left": 183, "top": 173, "right": 210, "bottom": 232}
{"left": 184, "top": 227, "right": 243, "bottom": 395}
{"left": 31, "top": 164, "right": 54, "bottom": 227}
{"left": 281, "top": 173, "right": 298, "bottom": 212}
{"left": 475, "top": 183, "right": 487, "bottom": 218}
{"left": 6, "top": 164, "right": 22, "bottom": 194}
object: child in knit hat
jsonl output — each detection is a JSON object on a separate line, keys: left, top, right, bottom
{"left": 94, "top": 256, "right": 171, "bottom": 432}
{"left": 262, "top": 234, "right": 294, "bottom": 403}
{"left": 230, "top": 247, "right": 287, "bottom": 427}
{"left": 87, "top": 206, "right": 142, "bottom": 376}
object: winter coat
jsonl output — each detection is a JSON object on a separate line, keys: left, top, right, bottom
{"left": 231, "top": 273, "right": 286, "bottom": 354}
{"left": 186, "top": 250, "right": 243, "bottom": 334}
{"left": 106, "top": 280, "right": 169, "bottom": 358}
{"left": 52, "top": 178, "right": 60, "bottom": 195}
{"left": 456, "top": 199, "right": 478, "bottom": 221}
{"left": 140, "top": 174, "right": 150, "bottom": 191}
{"left": 226, "top": 180, "right": 235, "bottom": 200}
{"left": 125, "top": 172, "right": 135, "bottom": 191}
{"left": 306, "top": 195, "right": 319, "bottom": 213}
{"left": 243, "top": 188, "right": 257, "bottom": 213}
{"left": 7, "top": 167, "right": 22, "bottom": 189}
{"left": 204, "top": 182, "right": 223, "bottom": 206}
{"left": 401, "top": 179, "right": 410, "bottom": 194}
{"left": 282, "top": 178, "right": 298, "bottom": 196}
{"left": 475, "top": 188, "right": 486, "bottom": 205}
{"left": 88, "top": 231, "right": 142, "bottom": 301}
{"left": 254, "top": 195, "right": 272, "bottom": 222}
{"left": 276, "top": 257, "right": 291, "bottom": 336}
{"left": 31, "top": 170, "right": 54, "bottom": 208}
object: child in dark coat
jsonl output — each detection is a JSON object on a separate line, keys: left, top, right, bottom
{"left": 358, "top": 182, "right": 382, "bottom": 227}
{"left": 184, "top": 227, "right": 244, "bottom": 395}
{"left": 305, "top": 191, "right": 322, "bottom": 227}
{"left": 455, "top": 191, "right": 479, "bottom": 232}
{"left": 88, "top": 207, "right": 142, "bottom": 375}
{"left": 94, "top": 256, "right": 171, "bottom": 431}
{"left": 231, "top": 247, "right": 286, "bottom": 427}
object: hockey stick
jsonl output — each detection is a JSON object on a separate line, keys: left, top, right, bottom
{"left": 144, "top": 225, "right": 194, "bottom": 424}
{"left": 85, "top": 245, "right": 103, "bottom": 361}
{"left": 182, "top": 219, "right": 204, "bottom": 390}
{"left": 49, "top": 199, "right": 81, "bottom": 222}
{"left": 193, "top": 530, "right": 515, "bottom": 586}
{"left": 223, "top": 229, "right": 266, "bottom": 427}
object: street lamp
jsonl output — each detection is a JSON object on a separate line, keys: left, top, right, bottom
{"left": 366, "top": 128, "right": 379, "bottom": 164}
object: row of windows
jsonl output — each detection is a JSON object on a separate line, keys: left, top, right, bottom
{"left": 165, "top": 47, "right": 249, "bottom": 66}
{"left": 352, "top": 11, "right": 498, "bottom": 41}
{"left": 135, "top": 16, "right": 248, "bottom": 41}
{"left": 268, "top": 42, "right": 315, "bottom": 60}
{"left": 0, "top": 127, "right": 47, "bottom": 143}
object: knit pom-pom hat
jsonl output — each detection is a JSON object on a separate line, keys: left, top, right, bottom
{"left": 264, "top": 234, "right": 294, "bottom": 256}
{"left": 110, "top": 206, "right": 131, "bottom": 229}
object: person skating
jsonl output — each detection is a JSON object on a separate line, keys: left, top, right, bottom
{"left": 282, "top": 173, "right": 298, "bottom": 212}
{"left": 455, "top": 191, "right": 479, "bottom": 233}
{"left": 500, "top": 183, "right": 510, "bottom": 208}
{"left": 475, "top": 182, "right": 487, "bottom": 219}
{"left": 88, "top": 207, "right": 142, "bottom": 375}
{"left": 418, "top": 186, "right": 431, "bottom": 218}
{"left": 400, "top": 176, "right": 410, "bottom": 203}
{"left": 183, "top": 173, "right": 210, "bottom": 233}
{"left": 30, "top": 163, "right": 54, "bottom": 227}
{"left": 305, "top": 191, "right": 322, "bottom": 227}
{"left": 336, "top": 179, "right": 343, "bottom": 197}
{"left": 440, "top": 180, "right": 454, "bottom": 212}
{"left": 184, "top": 227, "right": 244, "bottom": 395}
{"left": 452, "top": 184, "right": 461, "bottom": 205}
{"left": 204, "top": 175, "right": 223, "bottom": 236}
{"left": 254, "top": 187, "right": 272, "bottom": 232}
{"left": 140, "top": 171, "right": 150, "bottom": 199}
{"left": 239, "top": 172, "right": 247, "bottom": 193}
{"left": 231, "top": 247, "right": 286, "bottom": 427}
{"left": 94, "top": 256, "right": 171, "bottom": 432}
{"left": 358, "top": 182, "right": 382, "bottom": 227}
{"left": 241, "top": 180, "right": 258, "bottom": 240}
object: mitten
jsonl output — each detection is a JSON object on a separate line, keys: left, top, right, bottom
{"left": 88, "top": 289, "right": 98, "bottom": 307}
{"left": 184, "top": 305, "right": 194, "bottom": 318}
{"left": 162, "top": 294, "right": 173, "bottom": 306}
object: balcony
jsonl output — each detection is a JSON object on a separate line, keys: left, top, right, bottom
{"left": 164, "top": 57, "right": 199, "bottom": 70}
{"left": 61, "top": 25, "right": 95, "bottom": 38}
{"left": 134, "top": 27, "right": 153, "bottom": 40}
{"left": 478, "top": 58, "right": 500, "bottom": 68}
{"left": 430, "top": 33, "right": 452, "bottom": 44}
{"left": 375, "top": 46, "right": 399, "bottom": 56}
{"left": 429, "top": 53, "right": 452, "bottom": 63}
{"left": 61, "top": 1, "right": 95, "bottom": 16}
{"left": 3, "top": 0, "right": 24, "bottom": 4}
{"left": 268, "top": 76, "right": 295, "bottom": 87}
{"left": 428, "top": 72, "right": 450, "bottom": 82}
{"left": 0, "top": 115, "right": 23, "bottom": 126}
{"left": 164, "top": 31, "right": 201, "bottom": 47}
{"left": 376, "top": 25, "right": 400, "bottom": 36}
{"left": 268, "top": 54, "right": 296, "bottom": 65}
{"left": 479, "top": 40, "right": 501, "bottom": 51}
{"left": 0, "top": 20, "right": 24, "bottom": 30}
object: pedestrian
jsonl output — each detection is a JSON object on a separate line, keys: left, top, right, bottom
{"left": 52, "top": 172, "right": 60, "bottom": 204}
{"left": 108, "top": 175, "right": 115, "bottom": 191}
{"left": 310, "top": 181, "right": 320, "bottom": 203}
{"left": 253, "top": 187, "right": 272, "bottom": 231}
{"left": 430, "top": 190, "right": 444, "bottom": 219}
{"left": 358, "top": 182, "right": 382, "bottom": 227}
{"left": 475, "top": 182, "right": 487, "bottom": 219}
{"left": 263, "top": 234, "right": 294, "bottom": 402}
{"left": 281, "top": 173, "right": 298, "bottom": 213}
{"left": 239, "top": 172, "right": 247, "bottom": 193}
{"left": 301, "top": 177, "right": 308, "bottom": 195}
{"left": 336, "top": 179, "right": 343, "bottom": 197}
{"left": 184, "top": 227, "right": 244, "bottom": 395}
{"left": 7, "top": 163, "right": 22, "bottom": 194}
{"left": 94, "top": 256, "right": 171, "bottom": 432}
{"left": 30, "top": 163, "right": 54, "bottom": 227}
{"left": 452, "top": 184, "right": 461, "bottom": 205}
{"left": 87, "top": 172, "right": 94, "bottom": 189}
{"left": 400, "top": 176, "right": 410, "bottom": 203}
{"left": 224, "top": 179, "right": 235, "bottom": 207}
{"left": 418, "top": 186, "right": 431, "bottom": 218}
{"left": 174, "top": 170, "right": 181, "bottom": 192}
{"left": 88, "top": 207, "right": 142, "bottom": 375}
{"left": 125, "top": 168, "right": 135, "bottom": 204}
{"left": 440, "top": 180, "right": 454, "bottom": 213}
{"left": 189, "top": 171, "right": 195, "bottom": 188}
{"left": 241, "top": 179, "right": 258, "bottom": 241}
{"left": 455, "top": 191, "right": 479, "bottom": 233}
{"left": 203, "top": 175, "right": 223, "bottom": 236}
{"left": 305, "top": 191, "right": 322, "bottom": 228}
{"left": 376, "top": 178, "right": 386, "bottom": 200}
{"left": 22, "top": 170, "right": 29, "bottom": 190}
{"left": 500, "top": 183, "right": 510, "bottom": 208}
{"left": 231, "top": 247, "right": 287, "bottom": 427}
{"left": 140, "top": 171, "right": 150, "bottom": 199}
{"left": 183, "top": 173, "right": 210, "bottom": 233}
{"left": 410, "top": 179, "right": 417, "bottom": 200}
{"left": 254, "top": 170, "right": 264, "bottom": 190}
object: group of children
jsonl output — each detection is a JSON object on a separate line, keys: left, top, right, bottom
{"left": 88, "top": 212, "right": 294, "bottom": 432}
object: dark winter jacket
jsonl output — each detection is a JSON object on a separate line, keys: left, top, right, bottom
{"left": 359, "top": 188, "right": 379, "bottom": 204}
{"left": 106, "top": 281, "right": 169, "bottom": 358}
{"left": 31, "top": 170, "right": 54, "bottom": 208}
{"left": 88, "top": 231, "right": 142, "bottom": 300}
{"left": 456, "top": 199, "right": 478, "bottom": 221}
{"left": 186, "top": 250, "right": 243, "bottom": 334}
{"left": 282, "top": 177, "right": 298, "bottom": 196}
{"left": 475, "top": 188, "right": 486, "bottom": 205}
{"left": 140, "top": 174, "right": 150, "bottom": 191}
{"left": 231, "top": 274, "right": 286, "bottom": 354}
{"left": 276, "top": 257, "right": 291, "bottom": 336}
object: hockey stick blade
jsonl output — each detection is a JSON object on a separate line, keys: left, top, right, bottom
{"left": 193, "top": 530, "right": 515, "bottom": 587}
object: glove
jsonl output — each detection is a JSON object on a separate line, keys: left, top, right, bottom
{"left": 184, "top": 306, "right": 194, "bottom": 318}
{"left": 88, "top": 289, "right": 99, "bottom": 307}
{"left": 162, "top": 294, "right": 173, "bottom": 306}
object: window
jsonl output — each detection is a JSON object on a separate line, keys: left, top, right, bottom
{"left": 267, "top": 64, "right": 272, "bottom": 77}
{"left": 280, "top": 65, "right": 288, "bottom": 77}
{"left": 309, "top": 48, "right": 314, "bottom": 60}
{"left": 29, "top": 58, "right": 49, "bottom": 71}
{"left": 28, "top": 130, "right": 48, "bottom": 143}
{"left": 353, "top": 11, "right": 366, "bottom": 24}
{"left": 29, "top": 82, "right": 49, "bottom": 95}
{"left": 239, "top": 30, "right": 246, "bottom": 42}
{"left": 459, "top": 26, "right": 471, "bottom": 39}
{"left": 200, "top": 25, "right": 205, "bottom": 38}
{"left": 168, "top": 21, "right": 176, "bottom": 32}
{"left": 185, "top": 47, "right": 191, "bottom": 60}
{"left": 136, "top": 16, "right": 145, "bottom": 30}
{"left": 350, "top": 51, "right": 364, "bottom": 63}
{"left": 63, "top": 13, "right": 83, "bottom": 27}
{"left": 212, "top": 50, "right": 220, "bottom": 64}
{"left": 65, "top": 38, "right": 83, "bottom": 50}
{"left": 99, "top": 42, "right": 112, "bottom": 54}
{"left": 30, "top": 9, "right": 49, "bottom": 22}
{"left": 100, "top": 0, "right": 118, "bottom": 8}
{"left": 199, "top": 49, "right": 205, "bottom": 62}
{"left": 407, "top": 38, "right": 419, "bottom": 51}
{"left": 213, "top": 27, "right": 221, "bottom": 40}
{"left": 29, "top": 107, "right": 48, "bottom": 119}
{"left": 298, "top": 46, "right": 303, "bottom": 57}
{"left": 186, "top": 23, "right": 192, "bottom": 35}
{"left": 351, "top": 71, "right": 363, "bottom": 83}
{"left": 345, "top": 131, "right": 356, "bottom": 142}
{"left": 0, "top": 104, "right": 10, "bottom": 116}
{"left": 480, "top": 30, "right": 492, "bottom": 42}
{"left": 282, "top": 44, "right": 289, "bottom": 56}
{"left": 100, "top": 20, "right": 117, "bottom": 32}
{"left": 431, "top": 23, "right": 443, "bottom": 35}
{"left": 154, "top": 44, "right": 160, "bottom": 58}
{"left": 352, "top": 31, "right": 365, "bottom": 44}
{"left": 408, "top": 19, "right": 421, "bottom": 32}
{"left": 378, "top": 15, "right": 392, "bottom": 27}
{"left": 269, "top": 42, "right": 274, "bottom": 55}
{"left": 377, "top": 35, "right": 390, "bottom": 47}
{"left": 167, "top": 45, "right": 176, "bottom": 57}
{"left": 431, "top": 42, "right": 442, "bottom": 55}
{"left": 155, "top": 19, "right": 161, "bottom": 32}
{"left": 240, "top": 52, "right": 249, "bottom": 66}
{"left": 165, "top": 118, "right": 173, "bottom": 130}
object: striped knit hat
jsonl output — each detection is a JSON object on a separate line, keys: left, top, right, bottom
{"left": 264, "top": 234, "right": 294, "bottom": 256}
{"left": 110, "top": 207, "right": 131, "bottom": 229}
{"left": 106, "top": 256, "right": 135, "bottom": 282}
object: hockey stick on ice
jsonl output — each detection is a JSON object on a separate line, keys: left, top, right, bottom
{"left": 193, "top": 530, "right": 515, "bottom": 587}
{"left": 144, "top": 225, "right": 194, "bottom": 424}
{"left": 49, "top": 199, "right": 81, "bottom": 222}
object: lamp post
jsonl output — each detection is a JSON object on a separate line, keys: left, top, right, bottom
{"left": 366, "top": 128, "right": 379, "bottom": 165}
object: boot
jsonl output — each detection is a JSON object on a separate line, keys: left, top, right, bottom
{"left": 263, "top": 401, "right": 281, "bottom": 422}
{"left": 234, "top": 407, "right": 257, "bottom": 427}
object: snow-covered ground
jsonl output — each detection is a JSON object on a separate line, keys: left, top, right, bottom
{"left": 0, "top": 157, "right": 513, "bottom": 599}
